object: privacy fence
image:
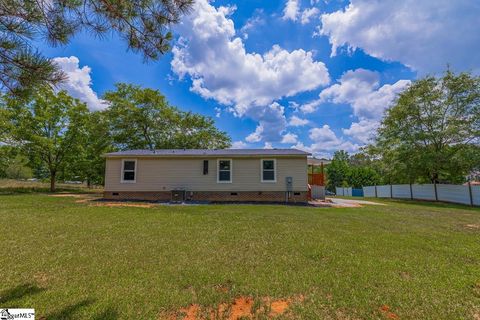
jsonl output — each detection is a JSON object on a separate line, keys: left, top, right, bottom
{"left": 336, "top": 187, "right": 352, "bottom": 197}
{"left": 359, "top": 184, "right": 480, "bottom": 206}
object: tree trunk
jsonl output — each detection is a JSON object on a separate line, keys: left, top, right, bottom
{"left": 431, "top": 172, "right": 439, "bottom": 184}
{"left": 87, "top": 178, "right": 92, "bottom": 189}
{"left": 50, "top": 171, "right": 56, "bottom": 192}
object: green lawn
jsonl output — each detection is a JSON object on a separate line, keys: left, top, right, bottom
{"left": 0, "top": 194, "right": 479, "bottom": 319}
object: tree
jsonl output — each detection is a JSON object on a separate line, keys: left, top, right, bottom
{"left": 325, "top": 150, "right": 351, "bottom": 191}
{"left": 375, "top": 70, "right": 480, "bottom": 183}
{"left": 347, "top": 166, "right": 381, "bottom": 189}
{"left": 64, "top": 111, "right": 114, "bottom": 187}
{"left": 0, "top": 0, "right": 193, "bottom": 95}
{"left": 105, "top": 83, "right": 231, "bottom": 150}
{"left": 5, "top": 154, "right": 32, "bottom": 180}
{"left": 0, "top": 145, "right": 16, "bottom": 178}
{"left": 2, "top": 87, "right": 89, "bottom": 191}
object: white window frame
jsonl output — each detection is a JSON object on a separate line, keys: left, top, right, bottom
{"left": 261, "top": 159, "right": 277, "bottom": 183}
{"left": 121, "top": 159, "right": 137, "bottom": 183}
{"left": 217, "top": 159, "right": 232, "bottom": 183}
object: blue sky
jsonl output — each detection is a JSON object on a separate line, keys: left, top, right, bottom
{"left": 39, "top": 0, "right": 480, "bottom": 157}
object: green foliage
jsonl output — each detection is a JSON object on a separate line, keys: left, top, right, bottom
{"left": 326, "top": 151, "right": 351, "bottom": 191}
{"left": 62, "top": 111, "right": 114, "bottom": 186}
{"left": 2, "top": 87, "right": 89, "bottom": 191}
{"left": 326, "top": 150, "right": 382, "bottom": 190}
{"left": 0, "top": 0, "right": 193, "bottom": 95}
{"left": 0, "top": 84, "right": 233, "bottom": 190}
{"left": 5, "top": 155, "right": 32, "bottom": 180}
{"left": 0, "top": 145, "right": 15, "bottom": 178}
{"left": 348, "top": 166, "right": 381, "bottom": 189}
{"left": 375, "top": 70, "right": 480, "bottom": 183}
{"left": 105, "top": 83, "right": 231, "bottom": 150}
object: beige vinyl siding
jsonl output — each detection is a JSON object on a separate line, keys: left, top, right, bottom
{"left": 105, "top": 156, "right": 307, "bottom": 192}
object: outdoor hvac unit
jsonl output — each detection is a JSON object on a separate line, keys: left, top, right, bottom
{"left": 171, "top": 190, "right": 185, "bottom": 202}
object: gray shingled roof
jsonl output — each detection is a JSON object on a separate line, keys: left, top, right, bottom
{"left": 104, "top": 149, "right": 310, "bottom": 157}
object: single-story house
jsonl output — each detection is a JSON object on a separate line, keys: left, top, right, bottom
{"left": 103, "top": 149, "right": 314, "bottom": 203}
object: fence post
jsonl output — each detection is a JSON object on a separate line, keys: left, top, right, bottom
{"left": 434, "top": 181, "right": 438, "bottom": 201}
{"left": 409, "top": 183, "right": 413, "bottom": 200}
{"left": 390, "top": 184, "right": 393, "bottom": 198}
{"left": 468, "top": 182, "right": 474, "bottom": 207}
{"left": 374, "top": 184, "right": 378, "bottom": 198}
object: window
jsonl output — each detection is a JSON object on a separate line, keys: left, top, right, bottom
{"left": 261, "top": 159, "right": 276, "bottom": 182}
{"left": 203, "top": 160, "right": 209, "bottom": 175}
{"left": 121, "top": 160, "right": 136, "bottom": 183}
{"left": 217, "top": 159, "right": 232, "bottom": 183}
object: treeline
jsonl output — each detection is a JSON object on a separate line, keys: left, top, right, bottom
{"left": 327, "top": 70, "right": 480, "bottom": 190}
{"left": 0, "top": 84, "right": 231, "bottom": 191}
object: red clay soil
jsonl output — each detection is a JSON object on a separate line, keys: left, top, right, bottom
{"left": 229, "top": 296, "right": 254, "bottom": 319}
{"left": 473, "top": 309, "right": 480, "bottom": 320}
{"left": 379, "top": 305, "right": 399, "bottom": 320}
{"left": 268, "top": 299, "right": 290, "bottom": 317}
{"left": 166, "top": 295, "right": 303, "bottom": 320}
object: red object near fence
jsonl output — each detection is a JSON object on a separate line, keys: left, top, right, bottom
{"left": 308, "top": 173, "right": 325, "bottom": 186}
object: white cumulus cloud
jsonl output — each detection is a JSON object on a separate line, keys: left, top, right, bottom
{"left": 283, "top": 0, "right": 300, "bottom": 21}
{"left": 293, "top": 125, "right": 360, "bottom": 156}
{"left": 318, "top": 69, "right": 410, "bottom": 119}
{"left": 301, "top": 7, "right": 320, "bottom": 25}
{"left": 245, "top": 102, "right": 288, "bottom": 143}
{"left": 172, "top": 0, "right": 330, "bottom": 144}
{"left": 53, "top": 56, "right": 106, "bottom": 111}
{"left": 281, "top": 132, "right": 298, "bottom": 144}
{"left": 240, "top": 10, "right": 265, "bottom": 39}
{"left": 289, "top": 115, "right": 310, "bottom": 127}
{"left": 320, "top": 0, "right": 480, "bottom": 73}
{"left": 342, "top": 118, "right": 379, "bottom": 144}
{"left": 302, "top": 69, "right": 410, "bottom": 147}
{"left": 231, "top": 141, "right": 248, "bottom": 149}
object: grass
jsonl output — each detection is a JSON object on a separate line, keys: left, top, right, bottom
{"left": 0, "top": 179, "right": 102, "bottom": 194}
{"left": 0, "top": 194, "right": 479, "bottom": 319}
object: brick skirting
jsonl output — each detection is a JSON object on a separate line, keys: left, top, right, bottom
{"left": 103, "top": 191, "right": 308, "bottom": 203}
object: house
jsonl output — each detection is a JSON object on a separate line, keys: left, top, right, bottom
{"left": 103, "top": 149, "right": 316, "bottom": 203}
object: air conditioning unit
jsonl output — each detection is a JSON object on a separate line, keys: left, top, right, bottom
{"left": 171, "top": 190, "right": 185, "bottom": 202}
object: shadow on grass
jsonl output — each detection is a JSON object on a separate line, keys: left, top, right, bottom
{"left": 0, "top": 283, "right": 45, "bottom": 304}
{"left": 0, "top": 188, "right": 101, "bottom": 195}
{"left": 385, "top": 198, "right": 480, "bottom": 211}
{"left": 91, "top": 306, "right": 119, "bottom": 320}
{"left": 41, "top": 298, "right": 96, "bottom": 320}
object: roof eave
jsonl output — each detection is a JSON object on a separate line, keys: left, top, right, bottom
{"left": 103, "top": 153, "right": 310, "bottom": 158}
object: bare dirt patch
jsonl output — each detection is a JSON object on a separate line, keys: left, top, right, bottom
{"left": 465, "top": 224, "right": 480, "bottom": 230}
{"left": 33, "top": 272, "right": 50, "bottom": 288}
{"left": 166, "top": 295, "right": 303, "bottom": 320}
{"left": 92, "top": 202, "right": 155, "bottom": 208}
{"left": 379, "top": 305, "right": 399, "bottom": 320}
{"left": 50, "top": 193, "right": 87, "bottom": 198}
{"left": 472, "top": 308, "right": 480, "bottom": 320}
{"left": 50, "top": 193, "right": 156, "bottom": 207}
{"left": 311, "top": 198, "right": 385, "bottom": 208}
{"left": 473, "top": 283, "right": 480, "bottom": 296}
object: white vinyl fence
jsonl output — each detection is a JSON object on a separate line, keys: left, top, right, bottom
{"left": 336, "top": 187, "right": 352, "bottom": 197}
{"left": 362, "top": 183, "right": 480, "bottom": 206}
